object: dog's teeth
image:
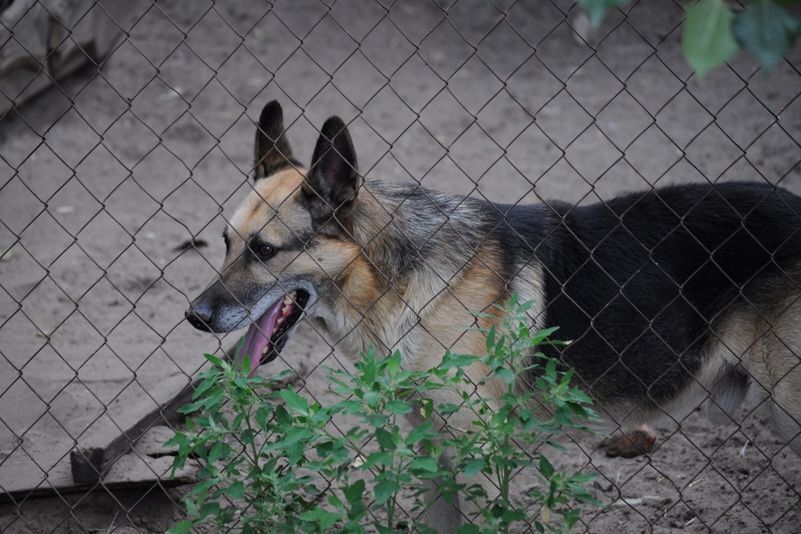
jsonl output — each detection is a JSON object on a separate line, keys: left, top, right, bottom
{"left": 261, "top": 346, "right": 269, "bottom": 356}
{"left": 277, "top": 317, "right": 285, "bottom": 325}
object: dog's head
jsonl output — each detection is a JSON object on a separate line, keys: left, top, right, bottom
{"left": 185, "top": 100, "right": 365, "bottom": 370}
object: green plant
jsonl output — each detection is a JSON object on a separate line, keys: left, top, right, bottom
{"left": 166, "top": 297, "right": 598, "bottom": 533}
{"left": 579, "top": 0, "right": 801, "bottom": 76}
{"left": 437, "top": 297, "right": 599, "bottom": 533}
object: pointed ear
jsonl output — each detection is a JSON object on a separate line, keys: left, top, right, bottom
{"left": 254, "top": 100, "right": 295, "bottom": 180}
{"left": 301, "top": 116, "right": 360, "bottom": 227}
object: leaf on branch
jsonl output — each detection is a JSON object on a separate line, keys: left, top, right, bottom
{"left": 300, "top": 508, "right": 340, "bottom": 530}
{"left": 682, "top": 0, "right": 740, "bottom": 77}
{"left": 463, "top": 458, "right": 486, "bottom": 476}
{"left": 578, "top": 0, "right": 629, "bottom": 27}
{"left": 733, "top": 0, "right": 801, "bottom": 72}
{"left": 385, "top": 399, "right": 412, "bottom": 415}
{"left": 278, "top": 389, "right": 309, "bottom": 415}
{"left": 375, "top": 427, "right": 397, "bottom": 450}
{"left": 373, "top": 478, "right": 400, "bottom": 505}
{"left": 539, "top": 455, "right": 555, "bottom": 478}
{"left": 406, "top": 420, "right": 434, "bottom": 445}
{"left": 409, "top": 456, "right": 439, "bottom": 473}
{"left": 439, "top": 351, "right": 479, "bottom": 369}
{"left": 225, "top": 480, "right": 245, "bottom": 500}
{"left": 344, "top": 479, "right": 366, "bottom": 506}
{"left": 165, "top": 520, "right": 194, "bottom": 534}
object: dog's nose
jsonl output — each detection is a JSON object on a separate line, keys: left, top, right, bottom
{"left": 185, "top": 304, "right": 214, "bottom": 332}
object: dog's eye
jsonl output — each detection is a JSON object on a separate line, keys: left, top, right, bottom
{"left": 250, "top": 239, "right": 277, "bottom": 260}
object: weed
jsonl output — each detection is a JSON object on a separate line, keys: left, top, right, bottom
{"left": 167, "top": 296, "right": 598, "bottom": 533}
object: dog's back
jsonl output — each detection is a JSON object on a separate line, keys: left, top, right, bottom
{"left": 502, "top": 182, "right": 801, "bottom": 449}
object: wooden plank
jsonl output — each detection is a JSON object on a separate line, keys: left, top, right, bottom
{"left": 0, "top": 426, "right": 198, "bottom": 504}
{"left": 69, "top": 372, "right": 201, "bottom": 484}
{"left": 68, "top": 343, "right": 303, "bottom": 484}
{"left": 68, "top": 341, "right": 240, "bottom": 484}
{"left": 2, "top": 343, "right": 305, "bottom": 502}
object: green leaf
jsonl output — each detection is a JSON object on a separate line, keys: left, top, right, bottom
{"left": 385, "top": 399, "right": 412, "bottom": 415}
{"left": 539, "top": 455, "right": 555, "bottom": 479}
{"left": 164, "top": 432, "right": 187, "bottom": 449}
{"left": 239, "top": 354, "right": 251, "bottom": 375}
{"left": 495, "top": 366, "right": 516, "bottom": 385}
{"left": 463, "top": 458, "right": 486, "bottom": 477}
{"left": 269, "top": 426, "right": 314, "bottom": 449}
{"left": 165, "top": 519, "right": 194, "bottom": 534}
{"left": 208, "top": 441, "right": 228, "bottom": 463}
{"left": 373, "top": 478, "right": 400, "bottom": 505}
{"left": 486, "top": 325, "right": 496, "bottom": 351}
{"left": 733, "top": 0, "right": 801, "bottom": 72}
{"left": 563, "top": 508, "right": 582, "bottom": 528}
{"left": 436, "top": 402, "right": 462, "bottom": 416}
{"left": 225, "top": 480, "right": 245, "bottom": 500}
{"left": 193, "top": 374, "right": 219, "bottom": 398}
{"left": 176, "top": 401, "right": 202, "bottom": 415}
{"left": 682, "top": 0, "right": 740, "bottom": 77}
{"left": 501, "top": 508, "right": 525, "bottom": 523}
{"left": 344, "top": 479, "right": 366, "bottom": 506}
{"left": 278, "top": 389, "right": 309, "bottom": 415}
{"left": 409, "top": 456, "right": 439, "bottom": 473}
{"left": 203, "top": 353, "right": 224, "bottom": 368}
{"left": 273, "top": 404, "right": 291, "bottom": 426}
{"left": 375, "top": 428, "right": 396, "bottom": 451}
{"left": 578, "top": 0, "right": 628, "bottom": 27}
{"left": 532, "top": 326, "right": 560, "bottom": 344}
{"left": 366, "top": 413, "right": 388, "bottom": 428}
{"left": 363, "top": 451, "right": 393, "bottom": 469}
{"left": 385, "top": 351, "right": 402, "bottom": 375}
{"left": 300, "top": 508, "right": 340, "bottom": 530}
{"left": 406, "top": 421, "right": 434, "bottom": 446}
{"left": 439, "top": 352, "right": 480, "bottom": 370}
{"left": 254, "top": 405, "right": 272, "bottom": 430}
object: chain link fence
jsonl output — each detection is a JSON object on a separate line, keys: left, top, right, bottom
{"left": 1, "top": 0, "right": 801, "bottom": 531}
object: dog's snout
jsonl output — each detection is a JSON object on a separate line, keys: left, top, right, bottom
{"left": 185, "top": 302, "right": 214, "bottom": 332}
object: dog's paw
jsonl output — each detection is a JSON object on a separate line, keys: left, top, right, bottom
{"left": 602, "top": 425, "right": 657, "bottom": 458}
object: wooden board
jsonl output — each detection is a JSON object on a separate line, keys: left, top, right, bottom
{"left": 0, "top": 426, "right": 198, "bottom": 503}
{"left": 69, "top": 373, "right": 201, "bottom": 484}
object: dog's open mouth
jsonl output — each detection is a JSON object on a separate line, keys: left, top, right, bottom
{"left": 238, "top": 289, "right": 309, "bottom": 372}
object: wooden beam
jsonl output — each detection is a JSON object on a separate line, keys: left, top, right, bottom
{"left": 69, "top": 372, "right": 201, "bottom": 484}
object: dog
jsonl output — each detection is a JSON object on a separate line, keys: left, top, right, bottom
{"left": 186, "top": 100, "right": 801, "bottom": 529}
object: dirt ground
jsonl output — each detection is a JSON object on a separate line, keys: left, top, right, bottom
{"left": 2, "top": 0, "right": 801, "bottom": 532}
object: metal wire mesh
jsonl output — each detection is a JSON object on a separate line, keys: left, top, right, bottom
{"left": 1, "top": 0, "right": 801, "bottom": 532}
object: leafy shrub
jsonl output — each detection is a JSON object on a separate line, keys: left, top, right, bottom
{"left": 166, "top": 297, "right": 598, "bottom": 533}
{"left": 579, "top": 0, "right": 801, "bottom": 76}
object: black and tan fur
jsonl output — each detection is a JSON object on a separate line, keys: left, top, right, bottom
{"left": 187, "top": 101, "right": 801, "bottom": 531}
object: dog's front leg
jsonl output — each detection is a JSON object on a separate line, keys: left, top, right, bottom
{"left": 419, "top": 439, "right": 504, "bottom": 532}
{"left": 410, "top": 406, "right": 500, "bottom": 532}
{"left": 419, "top": 451, "right": 466, "bottom": 534}
{"left": 404, "top": 405, "right": 466, "bottom": 533}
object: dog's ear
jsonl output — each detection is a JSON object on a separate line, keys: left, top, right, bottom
{"left": 254, "top": 100, "right": 295, "bottom": 180}
{"left": 301, "top": 116, "right": 360, "bottom": 228}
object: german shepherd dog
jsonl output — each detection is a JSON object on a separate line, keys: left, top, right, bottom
{"left": 187, "top": 100, "right": 801, "bottom": 529}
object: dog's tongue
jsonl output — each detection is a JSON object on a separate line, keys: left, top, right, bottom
{"left": 238, "top": 297, "right": 283, "bottom": 374}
